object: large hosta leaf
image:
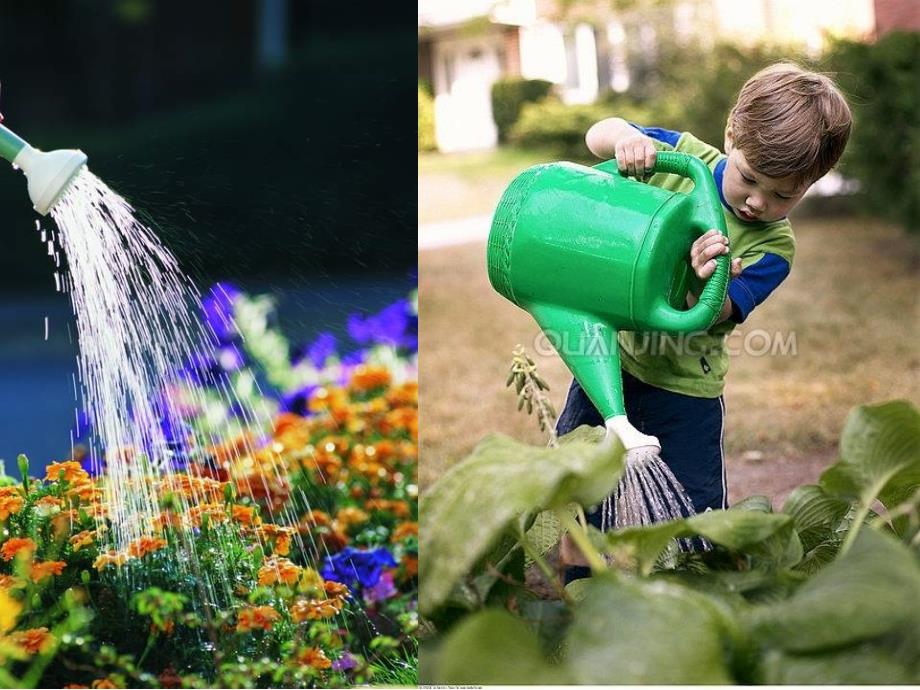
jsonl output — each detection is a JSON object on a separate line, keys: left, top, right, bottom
{"left": 566, "top": 573, "right": 735, "bottom": 684}
{"left": 748, "top": 528, "right": 920, "bottom": 653}
{"left": 820, "top": 400, "right": 920, "bottom": 509}
{"left": 425, "top": 608, "right": 573, "bottom": 685}
{"left": 762, "top": 645, "right": 919, "bottom": 685}
{"left": 603, "top": 506, "right": 792, "bottom": 575}
{"left": 420, "top": 430, "right": 623, "bottom": 616}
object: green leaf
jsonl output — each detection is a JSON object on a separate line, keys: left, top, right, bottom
{"left": 819, "top": 400, "right": 920, "bottom": 553}
{"left": 782, "top": 483, "right": 850, "bottom": 553}
{"left": 420, "top": 432, "right": 623, "bottom": 616}
{"left": 602, "top": 507, "right": 792, "bottom": 575}
{"left": 523, "top": 510, "right": 562, "bottom": 568}
{"left": 762, "top": 645, "right": 919, "bottom": 685}
{"left": 428, "top": 609, "right": 573, "bottom": 685}
{"left": 566, "top": 573, "right": 735, "bottom": 684}
{"left": 749, "top": 529, "right": 920, "bottom": 653}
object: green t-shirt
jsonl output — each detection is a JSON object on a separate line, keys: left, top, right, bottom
{"left": 617, "top": 131, "right": 796, "bottom": 398}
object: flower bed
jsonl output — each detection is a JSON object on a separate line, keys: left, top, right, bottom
{"left": 0, "top": 285, "right": 418, "bottom": 688}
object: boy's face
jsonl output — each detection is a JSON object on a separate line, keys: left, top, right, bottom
{"left": 722, "top": 141, "right": 808, "bottom": 223}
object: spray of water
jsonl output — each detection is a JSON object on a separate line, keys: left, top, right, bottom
{"left": 46, "top": 168, "right": 310, "bottom": 602}
{"left": 602, "top": 448, "right": 709, "bottom": 552}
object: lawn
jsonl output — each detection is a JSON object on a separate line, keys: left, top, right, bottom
{"left": 419, "top": 147, "right": 920, "bottom": 506}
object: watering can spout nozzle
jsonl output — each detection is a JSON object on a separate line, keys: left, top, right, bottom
{"left": 14, "top": 144, "right": 86, "bottom": 215}
{"left": 604, "top": 415, "right": 661, "bottom": 451}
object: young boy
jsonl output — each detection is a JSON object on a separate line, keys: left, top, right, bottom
{"left": 558, "top": 63, "right": 851, "bottom": 573}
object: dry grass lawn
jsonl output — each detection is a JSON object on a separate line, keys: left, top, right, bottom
{"left": 420, "top": 216, "right": 920, "bottom": 506}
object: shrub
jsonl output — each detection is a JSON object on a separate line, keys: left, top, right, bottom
{"left": 418, "top": 82, "right": 436, "bottom": 152}
{"left": 510, "top": 96, "right": 652, "bottom": 160}
{"left": 490, "top": 78, "right": 554, "bottom": 143}
{"left": 823, "top": 31, "right": 920, "bottom": 231}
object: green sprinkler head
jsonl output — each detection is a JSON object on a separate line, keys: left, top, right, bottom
{"left": 0, "top": 124, "right": 86, "bottom": 215}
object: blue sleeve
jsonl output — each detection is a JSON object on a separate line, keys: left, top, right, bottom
{"left": 628, "top": 122, "right": 681, "bottom": 147}
{"left": 727, "top": 253, "right": 791, "bottom": 324}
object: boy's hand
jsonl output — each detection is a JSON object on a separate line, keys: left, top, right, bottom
{"left": 691, "top": 230, "right": 743, "bottom": 281}
{"left": 615, "top": 132, "right": 657, "bottom": 179}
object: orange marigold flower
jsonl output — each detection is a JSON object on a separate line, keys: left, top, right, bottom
{"left": 257, "top": 556, "right": 302, "bottom": 587}
{"left": 324, "top": 580, "right": 349, "bottom": 599}
{"left": 0, "top": 490, "right": 24, "bottom": 520}
{"left": 151, "top": 510, "right": 183, "bottom": 531}
{"left": 302, "top": 510, "right": 332, "bottom": 528}
{"left": 236, "top": 605, "right": 280, "bottom": 633}
{"left": 66, "top": 479, "right": 102, "bottom": 503}
{"left": 402, "top": 554, "right": 418, "bottom": 579}
{"left": 35, "top": 495, "right": 63, "bottom": 511}
{"left": 258, "top": 523, "right": 296, "bottom": 556}
{"left": 386, "top": 381, "right": 418, "bottom": 407}
{"left": 91, "top": 679, "right": 120, "bottom": 689}
{"left": 0, "top": 574, "right": 23, "bottom": 590}
{"left": 69, "top": 530, "right": 96, "bottom": 551}
{"left": 391, "top": 521, "right": 419, "bottom": 542}
{"left": 127, "top": 536, "right": 168, "bottom": 559}
{"left": 290, "top": 597, "right": 343, "bottom": 622}
{"left": 349, "top": 365, "right": 391, "bottom": 392}
{"left": 44, "top": 461, "right": 89, "bottom": 484}
{"left": 297, "top": 646, "right": 332, "bottom": 670}
{"left": 93, "top": 550, "right": 131, "bottom": 572}
{"left": 364, "top": 499, "right": 411, "bottom": 519}
{"left": 231, "top": 504, "right": 260, "bottom": 527}
{"left": 10, "top": 626, "right": 54, "bottom": 654}
{"left": 335, "top": 507, "right": 369, "bottom": 529}
{"left": 30, "top": 561, "right": 66, "bottom": 583}
{"left": 273, "top": 412, "right": 305, "bottom": 436}
{"left": 188, "top": 503, "right": 228, "bottom": 527}
{"left": 1, "top": 537, "right": 36, "bottom": 562}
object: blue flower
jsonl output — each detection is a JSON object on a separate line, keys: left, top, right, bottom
{"left": 292, "top": 331, "right": 338, "bottom": 368}
{"left": 202, "top": 282, "right": 241, "bottom": 344}
{"left": 281, "top": 384, "right": 319, "bottom": 417}
{"left": 347, "top": 298, "right": 417, "bottom": 351}
{"left": 321, "top": 546, "right": 397, "bottom": 589}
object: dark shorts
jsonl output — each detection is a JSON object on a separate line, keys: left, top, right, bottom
{"left": 556, "top": 371, "right": 727, "bottom": 581}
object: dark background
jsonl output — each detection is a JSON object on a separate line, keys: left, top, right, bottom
{"left": 0, "top": 0, "right": 415, "bottom": 467}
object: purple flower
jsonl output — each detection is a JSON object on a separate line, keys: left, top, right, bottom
{"left": 292, "top": 331, "right": 338, "bottom": 368}
{"left": 202, "top": 282, "right": 241, "bottom": 344}
{"left": 281, "top": 384, "right": 319, "bottom": 417}
{"left": 347, "top": 298, "right": 417, "bottom": 351}
{"left": 321, "top": 547, "right": 397, "bottom": 589}
{"left": 363, "top": 571, "right": 397, "bottom": 604}
{"left": 332, "top": 652, "right": 358, "bottom": 672}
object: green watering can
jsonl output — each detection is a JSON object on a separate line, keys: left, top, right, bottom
{"left": 487, "top": 151, "right": 729, "bottom": 450}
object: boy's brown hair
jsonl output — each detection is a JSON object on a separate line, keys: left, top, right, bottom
{"left": 726, "top": 62, "right": 852, "bottom": 188}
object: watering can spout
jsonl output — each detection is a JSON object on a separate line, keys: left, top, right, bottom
{"left": 0, "top": 124, "right": 86, "bottom": 215}
{"left": 530, "top": 302, "right": 625, "bottom": 419}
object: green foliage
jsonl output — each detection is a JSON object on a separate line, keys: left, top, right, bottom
{"left": 823, "top": 32, "right": 920, "bottom": 230}
{"left": 420, "top": 429, "right": 622, "bottom": 616}
{"left": 418, "top": 82, "right": 437, "bottom": 152}
{"left": 490, "top": 78, "right": 554, "bottom": 143}
{"left": 510, "top": 98, "right": 638, "bottom": 160}
{"left": 421, "top": 399, "right": 920, "bottom": 685}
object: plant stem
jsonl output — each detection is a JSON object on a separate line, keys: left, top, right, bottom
{"left": 555, "top": 509, "right": 607, "bottom": 574}
{"left": 515, "top": 524, "right": 572, "bottom": 605}
{"left": 840, "top": 475, "right": 892, "bottom": 556}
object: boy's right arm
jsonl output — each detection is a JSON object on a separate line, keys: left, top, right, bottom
{"left": 585, "top": 117, "right": 658, "bottom": 178}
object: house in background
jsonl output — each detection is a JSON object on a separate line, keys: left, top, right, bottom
{"left": 418, "top": 0, "right": 877, "bottom": 153}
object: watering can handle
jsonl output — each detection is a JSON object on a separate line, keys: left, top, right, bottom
{"left": 614, "top": 151, "right": 729, "bottom": 332}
